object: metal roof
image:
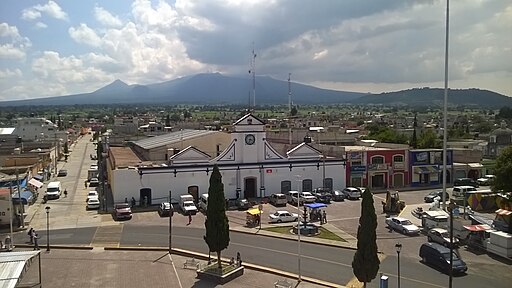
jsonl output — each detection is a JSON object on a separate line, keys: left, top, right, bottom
{"left": 0, "top": 250, "right": 40, "bottom": 288}
{"left": 131, "top": 129, "right": 218, "bottom": 150}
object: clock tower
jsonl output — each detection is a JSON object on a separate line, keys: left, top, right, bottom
{"left": 232, "top": 113, "right": 266, "bottom": 163}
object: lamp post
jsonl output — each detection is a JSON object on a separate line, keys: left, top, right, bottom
{"left": 395, "top": 242, "right": 402, "bottom": 288}
{"left": 168, "top": 191, "right": 173, "bottom": 255}
{"left": 448, "top": 202, "right": 455, "bottom": 288}
{"left": 45, "top": 206, "right": 51, "bottom": 252}
{"left": 295, "top": 175, "right": 302, "bottom": 283}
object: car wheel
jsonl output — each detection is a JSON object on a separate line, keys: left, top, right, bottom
{"left": 402, "top": 229, "right": 407, "bottom": 234}
{"left": 277, "top": 219, "right": 282, "bottom": 223}
{"left": 422, "top": 256, "right": 427, "bottom": 263}
{"left": 294, "top": 218, "right": 298, "bottom": 222}
{"left": 428, "top": 236, "right": 432, "bottom": 242}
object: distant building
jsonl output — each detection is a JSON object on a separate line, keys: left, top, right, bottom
{"left": 13, "top": 117, "right": 67, "bottom": 143}
{"left": 487, "top": 121, "right": 512, "bottom": 158}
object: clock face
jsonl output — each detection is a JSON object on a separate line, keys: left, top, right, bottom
{"left": 245, "top": 134, "right": 256, "bottom": 145}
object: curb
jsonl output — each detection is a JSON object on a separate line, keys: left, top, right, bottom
{"left": 13, "top": 244, "right": 94, "bottom": 250}
{"left": 229, "top": 226, "right": 358, "bottom": 251}
{"left": 105, "top": 246, "right": 344, "bottom": 288}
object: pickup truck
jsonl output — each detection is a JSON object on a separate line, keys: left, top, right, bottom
{"left": 113, "top": 203, "right": 132, "bottom": 220}
{"left": 179, "top": 195, "right": 198, "bottom": 215}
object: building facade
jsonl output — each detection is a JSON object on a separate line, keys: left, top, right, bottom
{"left": 409, "top": 149, "right": 453, "bottom": 187}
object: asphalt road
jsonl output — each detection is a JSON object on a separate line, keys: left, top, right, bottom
{"left": 11, "top": 225, "right": 511, "bottom": 288}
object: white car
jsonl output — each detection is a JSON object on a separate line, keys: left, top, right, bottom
{"left": 300, "top": 192, "right": 316, "bottom": 203}
{"left": 342, "top": 187, "right": 361, "bottom": 200}
{"left": 87, "top": 197, "right": 100, "bottom": 210}
{"left": 385, "top": 216, "right": 420, "bottom": 235}
{"left": 86, "top": 190, "right": 98, "bottom": 202}
{"left": 427, "top": 228, "right": 459, "bottom": 247}
{"left": 476, "top": 175, "right": 495, "bottom": 186}
{"left": 269, "top": 211, "right": 299, "bottom": 223}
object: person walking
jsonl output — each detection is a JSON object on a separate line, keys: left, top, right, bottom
{"left": 64, "top": 189, "right": 68, "bottom": 197}
{"left": 33, "top": 233, "right": 40, "bottom": 250}
{"left": 28, "top": 228, "right": 34, "bottom": 244}
{"left": 187, "top": 213, "right": 192, "bottom": 225}
{"left": 323, "top": 210, "right": 327, "bottom": 224}
{"left": 4, "top": 235, "right": 12, "bottom": 251}
{"left": 84, "top": 180, "right": 88, "bottom": 188}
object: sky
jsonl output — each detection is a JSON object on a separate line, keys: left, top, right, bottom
{"left": 0, "top": 0, "right": 511, "bottom": 102}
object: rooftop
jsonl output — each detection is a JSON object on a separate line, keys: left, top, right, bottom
{"left": 131, "top": 129, "right": 218, "bottom": 150}
{"left": 109, "top": 147, "right": 142, "bottom": 169}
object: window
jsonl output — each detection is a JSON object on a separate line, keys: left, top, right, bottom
{"left": 351, "top": 160, "right": 362, "bottom": 165}
{"left": 393, "top": 155, "right": 404, "bottom": 163}
{"left": 302, "top": 179, "right": 313, "bottom": 192}
{"left": 323, "top": 178, "right": 333, "bottom": 190}
{"left": 371, "top": 156, "right": 384, "bottom": 164}
{"left": 281, "top": 181, "right": 291, "bottom": 193}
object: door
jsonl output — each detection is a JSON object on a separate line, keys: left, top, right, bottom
{"left": 140, "top": 188, "right": 152, "bottom": 206}
{"left": 188, "top": 186, "right": 199, "bottom": 203}
{"left": 393, "top": 173, "right": 404, "bottom": 188}
{"left": 244, "top": 178, "right": 257, "bottom": 199}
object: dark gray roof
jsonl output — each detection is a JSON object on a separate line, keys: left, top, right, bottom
{"left": 131, "top": 129, "right": 218, "bottom": 150}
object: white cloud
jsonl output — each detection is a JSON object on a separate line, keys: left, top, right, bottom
{"left": 22, "top": 0, "right": 68, "bottom": 22}
{"left": 0, "top": 23, "right": 21, "bottom": 39}
{"left": 0, "top": 44, "right": 26, "bottom": 59}
{"left": 0, "top": 23, "right": 31, "bottom": 60}
{"left": 94, "top": 6, "right": 123, "bottom": 28}
{"left": 0, "top": 68, "right": 22, "bottom": 78}
{"left": 35, "top": 22, "right": 48, "bottom": 29}
{"left": 69, "top": 24, "right": 102, "bottom": 47}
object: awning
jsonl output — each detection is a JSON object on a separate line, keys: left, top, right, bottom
{"left": 0, "top": 251, "right": 41, "bottom": 288}
{"left": 468, "top": 163, "right": 484, "bottom": 168}
{"left": 12, "top": 191, "right": 33, "bottom": 205}
{"left": 28, "top": 178, "right": 43, "bottom": 189}
{"left": 463, "top": 224, "right": 492, "bottom": 232}
{"left": 414, "top": 166, "right": 439, "bottom": 174}
{"left": 247, "top": 208, "right": 262, "bottom": 215}
{"left": 495, "top": 209, "right": 512, "bottom": 216}
{"left": 305, "top": 203, "right": 328, "bottom": 209}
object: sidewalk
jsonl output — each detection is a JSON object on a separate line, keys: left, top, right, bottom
{"left": 17, "top": 248, "right": 335, "bottom": 288}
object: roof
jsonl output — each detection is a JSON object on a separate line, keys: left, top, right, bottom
{"left": 131, "top": 129, "right": 217, "bottom": 150}
{"left": 463, "top": 224, "right": 492, "bottom": 232}
{"left": 109, "top": 147, "right": 142, "bottom": 168}
{"left": 0, "top": 128, "right": 15, "bottom": 135}
{"left": 495, "top": 209, "right": 512, "bottom": 216}
{"left": 0, "top": 251, "right": 40, "bottom": 288}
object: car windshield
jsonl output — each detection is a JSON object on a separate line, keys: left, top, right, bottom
{"left": 116, "top": 203, "right": 130, "bottom": 209}
{"left": 441, "top": 232, "right": 450, "bottom": 238}
{"left": 273, "top": 212, "right": 281, "bottom": 216}
{"left": 400, "top": 220, "right": 413, "bottom": 225}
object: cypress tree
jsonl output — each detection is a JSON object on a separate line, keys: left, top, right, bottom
{"left": 352, "top": 188, "right": 380, "bottom": 287}
{"left": 204, "top": 165, "right": 230, "bottom": 268}
{"left": 411, "top": 113, "right": 418, "bottom": 148}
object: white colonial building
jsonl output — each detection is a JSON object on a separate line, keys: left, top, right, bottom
{"left": 108, "top": 114, "right": 346, "bottom": 205}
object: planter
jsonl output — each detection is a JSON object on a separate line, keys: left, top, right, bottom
{"left": 197, "top": 263, "right": 244, "bottom": 284}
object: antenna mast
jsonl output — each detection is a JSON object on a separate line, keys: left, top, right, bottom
{"left": 288, "top": 73, "right": 292, "bottom": 145}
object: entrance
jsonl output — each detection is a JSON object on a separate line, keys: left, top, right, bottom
{"left": 139, "top": 188, "right": 152, "bottom": 206}
{"left": 393, "top": 173, "right": 404, "bottom": 188}
{"left": 188, "top": 186, "right": 199, "bottom": 203}
{"left": 244, "top": 177, "right": 257, "bottom": 199}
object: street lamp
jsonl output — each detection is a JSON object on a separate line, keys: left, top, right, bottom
{"left": 395, "top": 242, "right": 402, "bottom": 288}
{"left": 448, "top": 202, "right": 456, "bottom": 288}
{"left": 45, "top": 206, "right": 51, "bottom": 252}
{"left": 295, "top": 175, "right": 302, "bottom": 283}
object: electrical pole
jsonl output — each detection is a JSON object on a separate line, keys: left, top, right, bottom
{"left": 288, "top": 73, "right": 292, "bottom": 145}
{"left": 15, "top": 161, "right": 24, "bottom": 228}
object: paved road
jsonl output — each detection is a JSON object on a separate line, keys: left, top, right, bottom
{"left": 9, "top": 224, "right": 511, "bottom": 288}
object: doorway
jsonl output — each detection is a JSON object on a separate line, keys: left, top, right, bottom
{"left": 244, "top": 177, "right": 257, "bottom": 199}
{"left": 139, "top": 188, "right": 152, "bottom": 206}
{"left": 188, "top": 186, "right": 199, "bottom": 203}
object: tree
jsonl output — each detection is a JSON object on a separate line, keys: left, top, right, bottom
{"left": 411, "top": 113, "right": 418, "bottom": 148}
{"left": 352, "top": 188, "right": 380, "bottom": 287}
{"left": 63, "top": 141, "right": 69, "bottom": 161}
{"left": 417, "top": 129, "right": 441, "bottom": 149}
{"left": 290, "top": 106, "right": 298, "bottom": 116}
{"left": 204, "top": 165, "right": 230, "bottom": 268}
{"left": 165, "top": 114, "right": 171, "bottom": 127}
{"left": 493, "top": 145, "right": 512, "bottom": 192}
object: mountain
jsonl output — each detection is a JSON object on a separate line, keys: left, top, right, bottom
{"left": 0, "top": 73, "right": 364, "bottom": 106}
{"left": 351, "top": 87, "right": 512, "bottom": 107}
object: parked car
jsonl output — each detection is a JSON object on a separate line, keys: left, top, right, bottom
{"left": 330, "top": 190, "right": 345, "bottom": 201}
{"left": 385, "top": 216, "right": 421, "bottom": 235}
{"left": 89, "top": 177, "right": 99, "bottom": 187}
{"left": 57, "top": 169, "right": 68, "bottom": 177}
{"left": 158, "top": 202, "right": 172, "bottom": 217}
{"left": 342, "top": 187, "right": 361, "bottom": 200}
{"left": 427, "top": 228, "right": 459, "bottom": 247}
{"left": 453, "top": 177, "right": 478, "bottom": 188}
{"left": 236, "top": 198, "right": 252, "bottom": 210}
{"left": 357, "top": 187, "right": 367, "bottom": 195}
{"left": 288, "top": 191, "right": 303, "bottom": 206}
{"left": 419, "top": 242, "right": 467, "bottom": 274}
{"left": 113, "top": 203, "right": 132, "bottom": 220}
{"left": 476, "top": 174, "right": 495, "bottom": 186}
{"left": 269, "top": 193, "right": 288, "bottom": 207}
{"left": 452, "top": 186, "right": 477, "bottom": 198}
{"left": 300, "top": 192, "right": 316, "bottom": 203}
{"left": 312, "top": 188, "right": 331, "bottom": 203}
{"left": 424, "top": 191, "right": 450, "bottom": 203}
{"left": 86, "top": 190, "right": 98, "bottom": 202}
{"left": 86, "top": 197, "right": 100, "bottom": 210}
{"left": 269, "top": 211, "right": 298, "bottom": 223}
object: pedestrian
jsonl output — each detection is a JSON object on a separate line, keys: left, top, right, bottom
{"left": 33, "top": 233, "right": 39, "bottom": 250}
{"left": 131, "top": 197, "right": 136, "bottom": 207}
{"left": 28, "top": 228, "right": 34, "bottom": 244}
{"left": 236, "top": 191, "right": 240, "bottom": 199}
{"left": 236, "top": 252, "right": 242, "bottom": 267}
{"left": 4, "top": 235, "right": 12, "bottom": 251}
{"left": 124, "top": 197, "right": 128, "bottom": 204}
{"left": 64, "top": 189, "right": 68, "bottom": 197}
{"left": 323, "top": 210, "right": 327, "bottom": 224}
{"left": 84, "top": 180, "right": 88, "bottom": 188}
{"left": 187, "top": 213, "right": 192, "bottom": 225}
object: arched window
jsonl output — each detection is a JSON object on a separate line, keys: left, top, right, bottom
{"left": 323, "top": 178, "right": 333, "bottom": 190}
{"left": 303, "top": 179, "right": 313, "bottom": 192}
{"left": 281, "top": 181, "right": 291, "bottom": 193}
{"left": 393, "top": 155, "right": 404, "bottom": 163}
{"left": 371, "top": 156, "right": 384, "bottom": 164}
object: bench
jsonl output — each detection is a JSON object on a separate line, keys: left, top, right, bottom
{"left": 183, "top": 258, "right": 200, "bottom": 270}
{"left": 274, "top": 279, "right": 293, "bottom": 288}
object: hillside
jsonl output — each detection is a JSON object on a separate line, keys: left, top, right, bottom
{"left": 351, "top": 88, "right": 512, "bottom": 107}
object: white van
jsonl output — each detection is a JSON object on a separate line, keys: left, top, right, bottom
{"left": 452, "top": 186, "right": 477, "bottom": 198}
{"left": 199, "top": 193, "right": 208, "bottom": 212}
{"left": 46, "top": 181, "right": 62, "bottom": 199}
